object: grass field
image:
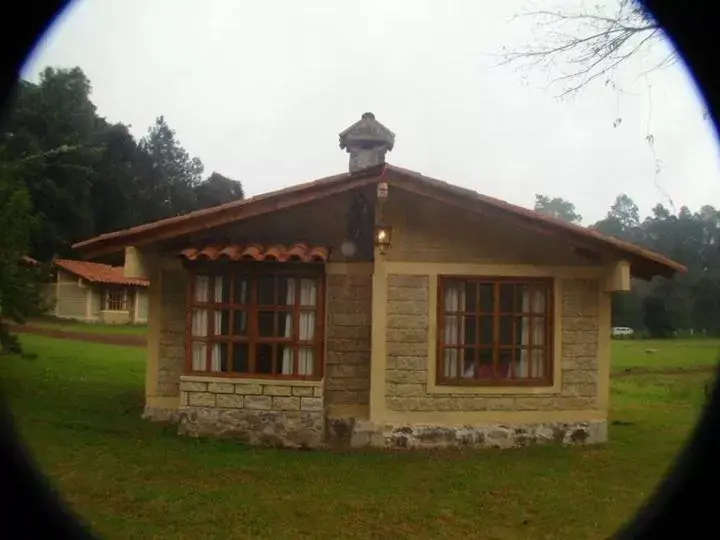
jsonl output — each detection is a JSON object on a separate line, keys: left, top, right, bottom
{"left": 0, "top": 336, "right": 717, "bottom": 539}
{"left": 21, "top": 318, "right": 148, "bottom": 336}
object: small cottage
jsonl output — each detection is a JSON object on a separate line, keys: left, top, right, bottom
{"left": 48, "top": 259, "right": 149, "bottom": 324}
{"left": 72, "top": 114, "right": 685, "bottom": 449}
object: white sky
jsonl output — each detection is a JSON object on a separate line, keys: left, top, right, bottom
{"left": 22, "top": 0, "right": 720, "bottom": 224}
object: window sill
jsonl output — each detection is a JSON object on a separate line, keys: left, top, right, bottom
{"left": 427, "top": 379, "right": 561, "bottom": 395}
{"left": 101, "top": 309, "right": 129, "bottom": 313}
{"left": 180, "top": 374, "right": 322, "bottom": 386}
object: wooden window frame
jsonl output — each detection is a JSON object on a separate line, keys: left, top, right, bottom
{"left": 436, "top": 275, "right": 554, "bottom": 387}
{"left": 184, "top": 262, "right": 325, "bottom": 381}
{"left": 102, "top": 285, "right": 129, "bottom": 311}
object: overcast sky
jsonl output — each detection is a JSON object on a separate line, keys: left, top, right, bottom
{"left": 22, "top": 0, "right": 720, "bottom": 224}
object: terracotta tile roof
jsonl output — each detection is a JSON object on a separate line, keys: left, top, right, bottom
{"left": 180, "top": 244, "right": 330, "bottom": 263}
{"left": 53, "top": 259, "right": 149, "bottom": 287}
{"left": 71, "top": 162, "right": 685, "bottom": 279}
{"left": 20, "top": 255, "right": 40, "bottom": 266}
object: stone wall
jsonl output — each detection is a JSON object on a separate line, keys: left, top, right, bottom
{"left": 55, "top": 269, "right": 87, "bottom": 319}
{"left": 324, "top": 273, "right": 372, "bottom": 409}
{"left": 156, "top": 268, "right": 187, "bottom": 398}
{"left": 384, "top": 274, "right": 600, "bottom": 412}
{"left": 349, "top": 419, "right": 607, "bottom": 449}
{"left": 179, "top": 378, "right": 324, "bottom": 448}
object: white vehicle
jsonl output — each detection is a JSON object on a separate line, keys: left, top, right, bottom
{"left": 612, "top": 326, "right": 634, "bottom": 338}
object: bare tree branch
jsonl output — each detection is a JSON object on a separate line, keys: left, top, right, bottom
{"left": 500, "top": 0, "right": 669, "bottom": 98}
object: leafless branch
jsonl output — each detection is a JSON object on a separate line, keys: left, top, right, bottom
{"left": 500, "top": 0, "right": 668, "bottom": 97}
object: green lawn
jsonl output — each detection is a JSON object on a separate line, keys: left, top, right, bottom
{"left": 0, "top": 336, "right": 717, "bottom": 539}
{"left": 23, "top": 317, "right": 148, "bottom": 336}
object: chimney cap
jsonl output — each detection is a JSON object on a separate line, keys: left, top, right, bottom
{"left": 339, "top": 112, "right": 395, "bottom": 151}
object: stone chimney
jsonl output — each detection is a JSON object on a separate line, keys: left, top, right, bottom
{"left": 339, "top": 112, "right": 395, "bottom": 174}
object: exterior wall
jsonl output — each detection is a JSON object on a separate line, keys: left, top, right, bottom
{"left": 384, "top": 190, "right": 595, "bottom": 266}
{"left": 100, "top": 309, "right": 132, "bottom": 325}
{"left": 135, "top": 288, "right": 149, "bottom": 323}
{"left": 324, "top": 265, "right": 373, "bottom": 416}
{"left": 89, "top": 287, "right": 102, "bottom": 321}
{"left": 356, "top": 261, "right": 610, "bottom": 449}
{"left": 178, "top": 377, "right": 324, "bottom": 447}
{"left": 143, "top": 256, "right": 186, "bottom": 421}
{"left": 55, "top": 269, "right": 90, "bottom": 320}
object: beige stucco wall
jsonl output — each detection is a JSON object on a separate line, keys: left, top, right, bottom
{"left": 55, "top": 269, "right": 90, "bottom": 320}
{"left": 384, "top": 189, "right": 597, "bottom": 266}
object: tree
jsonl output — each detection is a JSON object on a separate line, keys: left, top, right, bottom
{"left": 533, "top": 194, "right": 582, "bottom": 223}
{"left": 592, "top": 193, "right": 642, "bottom": 241}
{"left": 501, "top": 0, "right": 669, "bottom": 98}
{"left": 0, "top": 67, "right": 100, "bottom": 260}
{"left": 194, "top": 172, "right": 244, "bottom": 209}
{"left": 0, "top": 175, "right": 44, "bottom": 353}
{"left": 137, "top": 116, "right": 204, "bottom": 221}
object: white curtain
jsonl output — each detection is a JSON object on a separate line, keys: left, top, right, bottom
{"left": 281, "top": 279, "right": 297, "bottom": 374}
{"left": 443, "top": 283, "right": 466, "bottom": 378}
{"left": 519, "top": 287, "right": 546, "bottom": 378}
{"left": 298, "top": 279, "right": 317, "bottom": 375}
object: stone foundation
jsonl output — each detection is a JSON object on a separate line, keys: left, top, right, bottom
{"left": 178, "top": 407, "right": 324, "bottom": 448}
{"left": 177, "top": 377, "right": 324, "bottom": 448}
{"left": 328, "top": 419, "right": 607, "bottom": 450}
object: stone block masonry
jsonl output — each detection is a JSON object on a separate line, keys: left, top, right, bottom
{"left": 384, "top": 275, "right": 601, "bottom": 413}
{"left": 324, "top": 273, "right": 372, "bottom": 407}
{"left": 178, "top": 378, "right": 324, "bottom": 448}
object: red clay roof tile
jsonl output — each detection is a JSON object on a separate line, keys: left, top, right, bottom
{"left": 179, "top": 243, "right": 330, "bottom": 263}
{"left": 53, "top": 259, "right": 149, "bottom": 287}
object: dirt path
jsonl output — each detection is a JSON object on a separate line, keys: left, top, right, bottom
{"left": 11, "top": 325, "right": 146, "bottom": 348}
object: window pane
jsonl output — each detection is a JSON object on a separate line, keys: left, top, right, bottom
{"left": 444, "top": 315, "right": 460, "bottom": 346}
{"left": 531, "top": 348, "right": 546, "bottom": 378}
{"left": 191, "top": 342, "right": 207, "bottom": 371}
{"left": 479, "top": 284, "right": 493, "bottom": 313}
{"left": 516, "top": 348, "right": 530, "bottom": 378}
{"left": 477, "top": 348, "right": 493, "bottom": 379}
{"left": 531, "top": 317, "right": 546, "bottom": 345}
{"left": 479, "top": 316, "right": 493, "bottom": 345}
{"left": 498, "top": 348, "right": 512, "bottom": 379}
{"left": 234, "top": 275, "right": 249, "bottom": 304}
{"left": 298, "top": 347, "right": 314, "bottom": 375}
{"left": 233, "top": 310, "right": 247, "bottom": 336}
{"left": 194, "top": 275, "right": 210, "bottom": 302}
{"left": 258, "top": 311, "right": 275, "bottom": 337}
{"left": 498, "top": 316, "right": 513, "bottom": 346}
{"left": 464, "top": 282, "right": 478, "bottom": 312}
{"left": 214, "top": 276, "right": 229, "bottom": 303}
{"left": 299, "top": 279, "right": 317, "bottom": 307}
{"left": 278, "top": 345, "right": 295, "bottom": 374}
{"left": 210, "top": 343, "right": 228, "bottom": 372}
{"left": 531, "top": 287, "right": 547, "bottom": 313}
{"left": 213, "top": 310, "right": 229, "bottom": 336}
{"left": 278, "top": 277, "right": 296, "bottom": 306}
{"left": 256, "top": 344, "right": 273, "bottom": 374}
{"left": 462, "top": 315, "right": 476, "bottom": 346}
{"left": 257, "top": 276, "right": 275, "bottom": 305}
{"left": 299, "top": 311, "right": 315, "bottom": 341}
{"left": 443, "top": 348, "right": 461, "bottom": 378}
{"left": 443, "top": 282, "right": 465, "bottom": 313}
{"left": 232, "top": 343, "right": 249, "bottom": 373}
{"left": 277, "top": 311, "right": 294, "bottom": 339}
{"left": 462, "top": 348, "right": 476, "bottom": 378}
{"left": 191, "top": 309, "right": 208, "bottom": 337}
{"left": 499, "top": 283, "right": 514, "bottom": 313}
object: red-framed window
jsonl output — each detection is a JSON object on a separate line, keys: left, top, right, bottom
{"left": 437, "top": 276, "right": 553, "bottom": 386}
{"left": 186, "top": 265, "right": 324, "bottom": 380}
